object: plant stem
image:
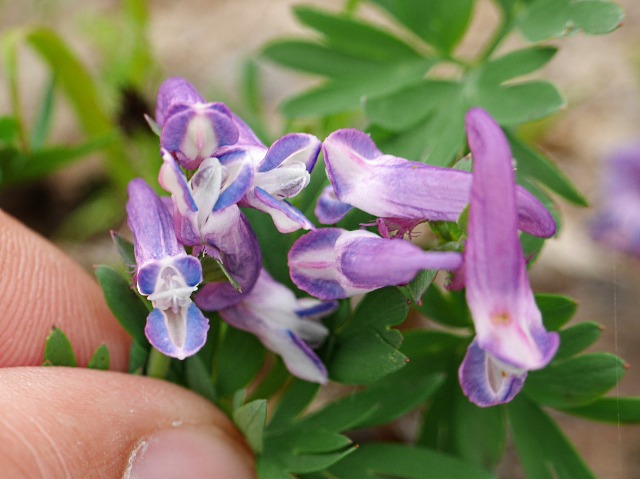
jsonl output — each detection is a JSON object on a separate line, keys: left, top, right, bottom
{"left": 147, "top": 348, "right": 171, "bottom": 379}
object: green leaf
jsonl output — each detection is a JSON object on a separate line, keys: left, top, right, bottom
{"left": 87, "top": 344, "right": 110, "bottom": 370}
{"left": 263, "top": 428, "right": 355, "bottom": 475}
{"left": 369, "top": 0, "right": 475, "bottom": 54}
{"left": 200, "top": 255, "right": 242, "bottom": 291}
{"left": 366, "top": 80, "right": 466, "bottom": 166}
{"left": 262, "top": 39, "right": 379, "bottom": 77}
{"left": 509, "top": 396, "right": 597, "bottom": 479}
{"left": 300, "top": 371, "right": 443, "bottom": 432}
{"left": 269, "top": 380, "right": 320, "bottom": 430}
{"left": 111, "top": 232, "right": 136, "bottom": 269}
{"left": 365, "top": 79, "right": 459, "bottom": 132}
{"left": 403, "top": 269, "right": 437, "bottom": 304}
{"left": 234, "top": 399, "right": 267, "bottom": 453}
{"left": 43, "top": 327, "right": 77, "bottom": 367}
{"left": 517, "top": 0, "right": 623, "bottom": 42}
{"left": 329, "top": 443, "right": 497, "bottom": 479}
{"left": 571, "top": 1, "right": 625, "bottom": 35}
{"left": 475, "top": 81, "right": 565, "bottom": 126}
{"left": 293, "top": 6, "right": 421, "bottom": 61}
{"left": 536, "top": 293, "right": 578, "bottom": 331}
{"left": 95, "top": 265, "right": 149, "bottom": 346}
{"left": 216, "top": 327, "right": 266, "bottom": 397}
{"left": 282, "top": 59, "right": 434, "bottom": 118}
{"left": 479, "top": 46, "right": 558, "bottom": 85}
{"left": 185, "top": 355, "right": 217, "bottom": 402}
{"left": 524, "top": 353, "right": 626, "bottom": 408}
{"left": 56, "top": 190, "right": 125, "bottom": 241}
{"left": 562, "top": 397, "right": 640, "bottom": 424}
{"left": 555, "top": 321, "right": 602, "bottom": 360}
{"left": 329, "top": 288, "right": 409, "bottom": 385}
{"left": 2, "top": 134, "right": 116, "bottom": 186}
{"left": 30, "top": 73, "right": 56, "bottom": 151}
{"left": 0, "top": 117, "right": 18, "bottom": 145}
{"left": 453, "top": 394, "right": 506, "bottom": 469}
{"left": 413, "top": 285, "right": 473, "bottom": 329}
{"left": 330, "top": 330, "right": 408, "bottom": 384}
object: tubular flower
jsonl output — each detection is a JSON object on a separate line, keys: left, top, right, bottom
{"left": 458, "top": 108, "right": 559, "bottom": 407}
{"left": 158, "top": 149, "right": 261, "bottom": 310}
{"left": 590, "top": 144, "right": 640, "bottom": 256}
{"left": 217, "top": 115, "right": 321, "bottom": 233}
{"left": 288, "top": 228, "right": 462, "bottom": 300}
{"left": 319, "top": 129, "right": 556, "bottom": 239}
{"left": 155, "top": 77, "right": 239, "bottom": 170}
{"left": 218, "top": 269, "right": 335, "bottom": 384}
{"left": 126, "top": 179, "right": 209, "bottom": 359}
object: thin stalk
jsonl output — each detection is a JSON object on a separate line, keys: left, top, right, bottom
{"left": 146, "top": 348, "right": 171, "bottom": 379}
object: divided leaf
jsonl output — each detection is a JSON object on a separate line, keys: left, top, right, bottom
{"left": 328, "top": 288, "right": 409, "bottom": 385}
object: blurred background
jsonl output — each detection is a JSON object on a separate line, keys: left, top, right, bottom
{"left": 1, "top": 0, "right": 639, "bottom": 477}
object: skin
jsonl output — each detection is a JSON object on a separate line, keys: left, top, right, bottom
{"left": 0, "top": 210, "right": 256, "bottom": 478}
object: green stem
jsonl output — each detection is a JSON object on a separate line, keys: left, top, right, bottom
{"left": 147, "top": 348, "right": 171, "bottom": 379}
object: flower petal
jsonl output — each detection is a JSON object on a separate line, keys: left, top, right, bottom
{"left": 161, "top": 103, "right": 239, "bottom": 170}
{"left": 195, "top": 207, "right": 262, "bottom": 310}
{"left": 464, "top": 108, "right": 558, "bottom": 370}
{"left": 244, "top": 187, "right": 315, "bottom": 233}
{"left": 323, "top": 128, "right": 555, "bottom": 238}
{"left": 145, "top": 303, "right": 209, "bottom": 360}
{"left": 218, "top": 270, "right": 329, "bottom": 383}
{"left": 155, "top": 77, "right": 205, "bottom": 126}
{"left": 126, "top": 179, "right": 184, "bottom": 265}
{"left": 258, "top": 133, "right": 321, "bottom": 173}
{"left": 315, "top": 185, "right": 353, "bottom": 225}
{"left": 459, "top": 340, "right": 527, "bottom": 407}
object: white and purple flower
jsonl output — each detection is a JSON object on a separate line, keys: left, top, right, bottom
{"left": 458, "top": 108, "right": 559, "bottom": 407}
{"left": 126, "top": 179, "right": 209, "bottom": 359}
{"left": 318, "top": 128, "right": 556, "bottom": 240}
{"left": 154, "top": 77, "right": 239, "bottom": 170}
{"left": 218, "top": 269, "right": 336, "bottom": 383}
{"left": 288, "top": 228, "right": 462, "bottom": 300}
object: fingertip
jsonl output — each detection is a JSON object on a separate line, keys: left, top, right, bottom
{"left": 0, "top": 210, "right": 131, "bottom": 369}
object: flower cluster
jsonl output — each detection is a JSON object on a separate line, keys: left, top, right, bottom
{"left": 126, "top": 77, "right": 558, "bottom": 404}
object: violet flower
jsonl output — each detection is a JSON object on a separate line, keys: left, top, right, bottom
{"left": 216, "top": 114, "right": 321, "bottom": 233}
{"left": 158, "top": 150, "right": 261, "bottom": 310}
{"left": 319, "top": 129, "right": 556, "bottom": 239}
{"left": 590, "top": 144, "right": 640, "bottom": 256}
{"left": 458, "top": 108, "right": 559, "bottom": 407}
{"left": 126, "top": 179, "right": 209, "bottom": 359}
{"left": 218, "top": 269, "right": 335, "bottom": 383}
{"left": 155, "top": 77, "right": 239, "bottom": 170}
{"left": 288, "top": 228, "right": 462, "bottom": 300}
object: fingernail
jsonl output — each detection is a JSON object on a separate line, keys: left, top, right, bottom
{"left": 125, "top": 425, "right": 255, "bottom": 479}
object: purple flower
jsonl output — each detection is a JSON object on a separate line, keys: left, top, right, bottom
{"left": 158, "top": 150, "right": 261, "bottom": 310}
{"left": 217, "top": 115, "right": 321, "bottom": 233}
{"left": 288, "top": 228, "right": 462, "bottom": 300}
{"left": 591, "top": 144, "right": 640, "bottom": 256}
{"left": 155, "top": 77, "right": 239, "bottom": 170}
{"left": 458, "top": 108, "right": 559, "bottom": 407}
{"left": 218, "top": 269, "right": 335, "bottom": 383}
{"left": 319, "top": 129, "right": 556, "bottom": 239}
{"left": 126, "top": 179, "right": 209, "bottom": 359}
